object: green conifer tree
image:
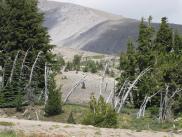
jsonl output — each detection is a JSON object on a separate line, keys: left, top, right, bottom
{"left": 67, "top": 111, "right": 76, "bottom": 124}
{"left": 82, "top": 96, "right": 117, "bottom": 128}
{"left": 156, "top": 17, "right": 173, "bottom": 52}
{"left": 0, "top": 0, "right": 54, "bottom": 107}
{"left": 45, "top": 74, "right": 62, "bottom": 116}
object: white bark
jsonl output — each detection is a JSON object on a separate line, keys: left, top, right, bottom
{"left": 107, "top": 79, "right": 116, "bottom": 104}
{"left": 114, "top": 80, "right": 128, "bottom": 108}
{"left": 100, "top": 63, "right": 108, "bottom": 96}
{"left": 44, "top": 62, "right": 48, "bottom": 105}
{"left": 0, "top": 66, "right": 5, "bottom": 88}
{"left": 117, "top": 67, "right": 151, "bottom": 113}
{"left": 35, "top": 111, "right": 39, "bottom": 121}
{"left": 64, "top": 75, "right": 87, "bottom": 104}
{"left": 26, "top": 51, "right": 42, "bottom": 89}
{"left": 106, "top": 90, "right": 113, "bottom": 104}
{"left": 159, "top": 85, "right": 182, "bottom": 122}
{"left": 112, "top": 79, "right": 116, "bottom": 107}
{"left": 20, "top": 49, "right": 29, "bottom": 77}
{"left": 9, "top": 51, "right": 20, "bottom": 84}
{"left": 137, "top": 90, "right": 160, "bottom": 118}
{"left": 104, "top": 83, "right": 108, "bottom": 93}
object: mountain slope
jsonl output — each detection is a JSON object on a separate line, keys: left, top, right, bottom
{"left": 38, "top": 0, "right": 182, "bottom": 54}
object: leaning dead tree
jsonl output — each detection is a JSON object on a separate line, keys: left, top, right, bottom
{"left": 9, "top": 50, "right": 20, "bottom": 84}
{"left": 0, "top": 66, "right": 4, "bottom": 88}
{"left": 23, "top": 51, "right": 43, "bottom": 103}
{"left": 114, "top": 79, "right": 129, "bottom": 108}
{"left": 159, "top": 85, "right": 182, "bottom": 122}
{"left": 117, "top": 67, "right": 151, "bottom": 113}
{"left": 44, "top": 62, "right": 48, "bottom": 105}
{"left": 99, "top": 62, "right": 108, "bottom": 96}
{"left": 137, "top": 90, "right": 160, "bottom": 118}
{"left": 64, "top": 75, "right": 87, "bottom": 104}
{"left": 20, "top": 49, "right": 29, "bottom": 77}
{"left": 25, "top": 51, "right": 42, "bottom": 89}
{"left": 106, "top": 80, "right": 116, "bottom": 104}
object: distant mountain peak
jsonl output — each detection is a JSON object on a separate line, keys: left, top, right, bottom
{"left": 38, "top": 0, "right": 182, "bottom": 54}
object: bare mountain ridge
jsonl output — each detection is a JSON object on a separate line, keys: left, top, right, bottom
{"left": 38, "top": 0, "right": 182, "bottom": 54}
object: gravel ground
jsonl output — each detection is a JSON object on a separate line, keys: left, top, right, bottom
{"left": 0, "top": 118, "right": 181, "bottom": 137}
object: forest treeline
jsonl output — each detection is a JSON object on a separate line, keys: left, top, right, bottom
{"left": 117, "top": 16, "right": 182, "bottom": 122}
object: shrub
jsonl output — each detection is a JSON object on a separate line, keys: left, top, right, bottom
{"left": 82, "top": 96, "right": 117, "bottom": 128}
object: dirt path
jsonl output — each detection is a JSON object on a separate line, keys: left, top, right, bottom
{"left": 0, "top": 118, "right": 181, "bottom": 137}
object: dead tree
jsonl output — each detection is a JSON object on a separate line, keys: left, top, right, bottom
{"left": 44, "top": 62, "right": 48, "bottom": 105}
{"left": 106, "top": 90, "right": 113, "bottom": 104}
{"left": 9, "top": 51, "right": 20, "bottom": 84}
{"left": 25, "top": 51, "right": 42, "bottom": 89}
{"left": 159, "top": 86, "right": 182, "bottom": 122}
{"left": 114, "top": 79, "right": 129, "bottom": 108}
{"left": 23, "top": 51, "right": 42, "bottom": 103}
{"left": 106, "top": 80, "right": 116, "bottom": 104}
{"left": 64, "top": 75, "right": 87, "bottom": 104}
{"left": 99, "top": 63, "right": 108, "bottom": 96}
{"left": 112, "top": 79, "right": 116, "bottom": 107}
{"left": 104, "top": 82, "right": 108, "bottom": 92}
{"left": 117, "top": 67, "right": 151, "bottom": 113}
{"left": 20, "top": 49, "right": 29, "bottom": 77}
{"left": 137, "top": 90, "right": 160, "bottom": 118}
{"left": 0, "top": 66, "right": 4, "bottom": 88}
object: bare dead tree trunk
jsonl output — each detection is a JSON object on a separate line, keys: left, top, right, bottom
{"left": 114, "top": 80, "right": 128, "bottom": 108}
{"left": 137, "top": 90, "right": 160, "bottom": 118}
{"left": 106, "top": 90, "right": 113, "bottom": 104}
{"left": 159, "top": 91, "right": 163, "bottom": 122}
{"left": 35, "top": 111, "right": 39, "bottom": 121}
{"left": 159, "top": 85, "right": 182, "bottom": 122}
{"left": 64, "top": 75, "right": 87, "bottom": 104}
{"left": 20, "top": 49, "right": 29, "bottom": 77}
{"left": 112, "top": 79, "right": 116, "bottom": 107}
{"left": 100, "top": 63, "right": 108, "bottom": 96}
{"left": 129, "top": 92, "right": 134, "bottom": 104}
{"left": 117, "top": 67, "right": 151, "bottom": 113}
{"left": 44, "top": 62, "right": 48, "bottom": 105}
{"left": 1, "top": 66, "right": 5, "bottom": 88}
{"left": 26, "top": 51, "right": 42, "bottom": 89}
{"left": 104, "top": 83, "right": 108, "bottom": 93}
{"left": 9, "top": 51, "right": 20, "bottom": 84}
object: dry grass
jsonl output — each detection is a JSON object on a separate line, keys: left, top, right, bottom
{"left": 2, "top": 131, "right": 66, "bottom": 137}
{"left": 0, "top": 121, "right": 15, "bottom": 126}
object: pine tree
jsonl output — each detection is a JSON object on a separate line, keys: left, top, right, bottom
{"left": 67, "top": 111, "right": 76, "bottom": 124}
{"left": 118, "top": 39, "right": 137, "bottom": 93}
{"left": 82, "top": 96, "right": 117, "bottom": 128}
{"left": 137, "top": 17, "right": 155, "bottom": 71}
{"left": 45, "top": 74, "right": 62, "bottom": 116}
{"left": 156, "top": 17, "right": 173, "bottom": 52}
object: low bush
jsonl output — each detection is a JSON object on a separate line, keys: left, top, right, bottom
{"left": 82, "top": 96, "right": 117, "bottom": 128}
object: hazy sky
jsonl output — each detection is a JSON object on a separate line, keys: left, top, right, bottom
{"left": 51, "top": 0, "right": 182, "bottom": 24}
